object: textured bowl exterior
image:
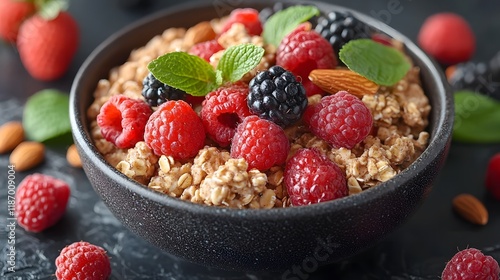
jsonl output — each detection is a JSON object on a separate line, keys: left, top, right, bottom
{"left": 70, "top": 0, "right": 454, "bottom": 271}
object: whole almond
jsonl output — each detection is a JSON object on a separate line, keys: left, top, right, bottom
{"left": 452, "top": 193, "right": 488, "bottom": 225}
{"left": 183, "top": 21, "right": 216, "bottom": 47}
{"left": 0, "top": 121, "right": 25, "bottom": 154}
{"left": 66, "top": 144, "right": 82, "bottom": 168}
{"left": 309, "top": 69, "right": 380, "bottom": 97}
{"left": 9, "top": 141, "right": 45, "bottom": 171}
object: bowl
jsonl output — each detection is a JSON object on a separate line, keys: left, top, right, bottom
{"left": 70, "top": 0, "right": 453, "bottom": 271}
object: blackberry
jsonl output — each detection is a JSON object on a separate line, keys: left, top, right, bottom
{"left": 449, "top": 58, "right": 500, "bottom": 100}
{"left": 248, "top": 65, "right": 308, "bottom": 127}
{"left": 314, "top": 11, "right": 372, "bottom": 58}
{"left": 259, "top": 2, "right": 285, "bottom": 23}
{"left": 142, "top": 72, "right": 186, "bottom": 107}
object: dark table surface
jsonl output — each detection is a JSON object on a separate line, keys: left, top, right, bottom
{"left": 1, "top": 0, "right": 500, "bottom": 279}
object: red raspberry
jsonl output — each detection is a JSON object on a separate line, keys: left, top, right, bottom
{"left": 15, "top": 173, "right": 70, "bottom": 232}
{"left": 97, "top": 95, "right": 152, "bottom": 149}
{"left": 285, "top": 148, "right": 347, "bottom": 206}
{"left": 188, "top": 40, "right": 224, "bottom": 62}
{"left": 230, "top": 115, "right": 289, "bottom": 171}
{"left": 221, "top": 8, "right": 263, "bottom": 36}
{"left": 305, "top": 91, "right": 373, "bottom": 149}
{"left": 277, "top": 25, "right": 337, "bottom": 96}
{"left": 486, "top": 153, "right": 500, "bottom": 200}
{"left": 441, "top": 248, "right": 500, "bottom": 280}
{"left": 55, "top": 241, "right": 111, "bottom": 280}
{"left": 201, "top": 83, "right": 252, "bottom": 147}
{"left": 418, "top": 12, "right": 475, "bottom": 65}
{"left": 144, "top": 100, "right": 205, "bottom": 160}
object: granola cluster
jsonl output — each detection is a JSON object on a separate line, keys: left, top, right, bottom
{"left": 87, "top": 15, "right": 431, "bottom": 209}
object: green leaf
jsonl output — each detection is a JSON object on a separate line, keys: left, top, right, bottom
{"left": 36, "top": 0, "right": 68, "bottom": 20}
{"left": 453, "top": 90, "right": 500, "bottom": 143}
{"left": 217, "top": 44, "right": 264, "bottom": 83}
{"left": 23, "top": 89, "right": 71, "bottom": 142}
{"left": 148, "top": 52, "right": 218, "bottom": 96}
{"left": 339, "top": 39, "right": 411, "bottom": 86}
{"left": 263, "top": 5, "right": 320, "bottom": 47}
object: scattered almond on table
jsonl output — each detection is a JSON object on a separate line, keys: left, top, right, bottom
{"left": 0, "top": 121, "right": 24, "bottom": 153}
{"left": 9, "top": 141, "right": 45, "bottom": 172}
{"left": 452, "top": 193, "right": 488, "bottom": 226}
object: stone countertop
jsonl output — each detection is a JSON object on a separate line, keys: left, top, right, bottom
{"left": 1, "top": 0, "right": 499, "bottom": 279}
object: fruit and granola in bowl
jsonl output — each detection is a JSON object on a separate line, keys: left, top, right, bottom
{"left": 70, "top": 0, "right": 453, "bottom": 270}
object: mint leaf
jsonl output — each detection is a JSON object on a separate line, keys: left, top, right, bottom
{"left": 339, "top": 39, "right": 411, "bottom": 86}
{"left": 263, "top": 5, "right": 320, "bottom": 47}
{"left": 453, "top": 90, "right": 500, "bottom": 143}
{"left": 148, "top": 52, "right": 218, "bottom": 96}
{"left": 23, "top": 89, "right": 71, "bottom": 142}
{"left": 217, "top": 44, "right": 264, "bottom": 82}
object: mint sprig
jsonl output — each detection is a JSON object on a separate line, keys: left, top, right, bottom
{"left": 339, "top": 39, "right": 411, "bottom": 86}
{"left": 453, "top": 90, "right": 500, "bottom": 143}
{"left": 263, "top": 5, "right": 320, "bottom": 47}
{"left": 23, "top": 89, "right": 71, "bottom": 142}
{"left": 148, "top": 44, "right": 264, "bottom": 96}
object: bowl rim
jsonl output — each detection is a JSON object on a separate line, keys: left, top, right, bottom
{"left": 70, "top": 0, "right": 453, "bottom": 220}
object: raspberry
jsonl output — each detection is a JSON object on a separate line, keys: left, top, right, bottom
{"left": 305, "top": 91, "right": 373, "bottom": 149}
{"left": 441, "top": 248, "right": 500, "bottom": 280}
{"left": 276, "top": 25, "right": 337, "bottom": 96}
{"left": 248, "top": 65, "right": 308, "bottom": 127}
{"left": 144, "top": 100, "right": 205, "bottom": 160}
{"left": 97, "top": 95, "right": 152, "bottom": 149}
{"left": 55, "top": 241, "right": 111, "bottom": 280}
{"left": 418, "top": 12, "right": 475, "bottom": 65}
{"left": 230, "top": 115, "right": 289, "bottom": 171}
{"left": 200, "top": 83, "right": 252, "bottom": 147}
{"left": 188, "top": 40, "right": 224, "bottom": 62}
{"left": 314, "top": 11, "right": 372, "bottom": 60}
{"left": 486, "top": 153, "right": 500, "bottom": 201}
{"left": 284, "top": 148, "right": 347, "bottom": 206}
{"left": 221, "top": 8, "right": 263, "bottom": 36}
{"left": 15, "top": 173, "right": 70, "bottom": 232}
{"left": 142, "top": 72, "right": 186, "bottom": 107}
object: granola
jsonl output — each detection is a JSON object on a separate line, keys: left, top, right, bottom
{"left": 87, "top": 11, "right": 431, "bottom": 209}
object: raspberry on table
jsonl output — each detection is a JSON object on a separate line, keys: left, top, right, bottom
{"left": 276, "top": 24, "right": 337, "bottom": 96}
{"left": 142, "top": 72, "right": 186, "bottom": 107}
{"left": 418, "top": 12, "right": 475, "bottom": 65}
{"left": 97, "top": 95, "right": 152, "bottom": 149}
{"left": 55, "top": 241, "right": 111, "bottom": 280}
{"left": 284, "top": 148, "right": 347, "bottom": 206}
{"left": 144, "top": 100, "right": 206, "bottom": 160}
{"left": 230, "top": 115, "right": 289, "bottom": 171}
{"left": 188, "top": 40, "right": 224, "bottom": 62}
{"left": 305, "top": 91, "right": 373, "bottom": 149}
{"left": 314, "top": 11, "right": 372, "bottom": 60}
{"left": 15, "top": 173, "right": 71, "bottom": 232}
{"left": 221, "top": 8, "right": 263, "bottom": 36}
{"left": 200, "top": 83, "right": 252, "bottom": 147}
{"left": 248, "top": 65, "right": 308, "bottom": 127}
{"left": 441, "top": 248, "right": 500, "bottom": 280}
{"left": 486, "top": 153, "right": 500, "bottom": 201}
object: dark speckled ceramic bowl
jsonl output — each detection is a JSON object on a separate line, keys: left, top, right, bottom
{"left": 70, "top": 0, "right": 453, "bottom": 271}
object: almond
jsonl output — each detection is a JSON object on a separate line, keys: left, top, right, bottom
{"left": 452, "top": 193, "right": 488, "bottom": 225}
{"left": 0, "top": 121, "right": 25, "bottom": 154}
{"left": 183, "top": 21, "right": 216, "bottom": 47}
{"left": 309, "top": 69, "right": 380, "bottom": 97}
{"left": 9, "top": 141, "right": 45, "bottom": 171}
{"left": 66, "top": 144, "right": 82, "bottom": 168}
